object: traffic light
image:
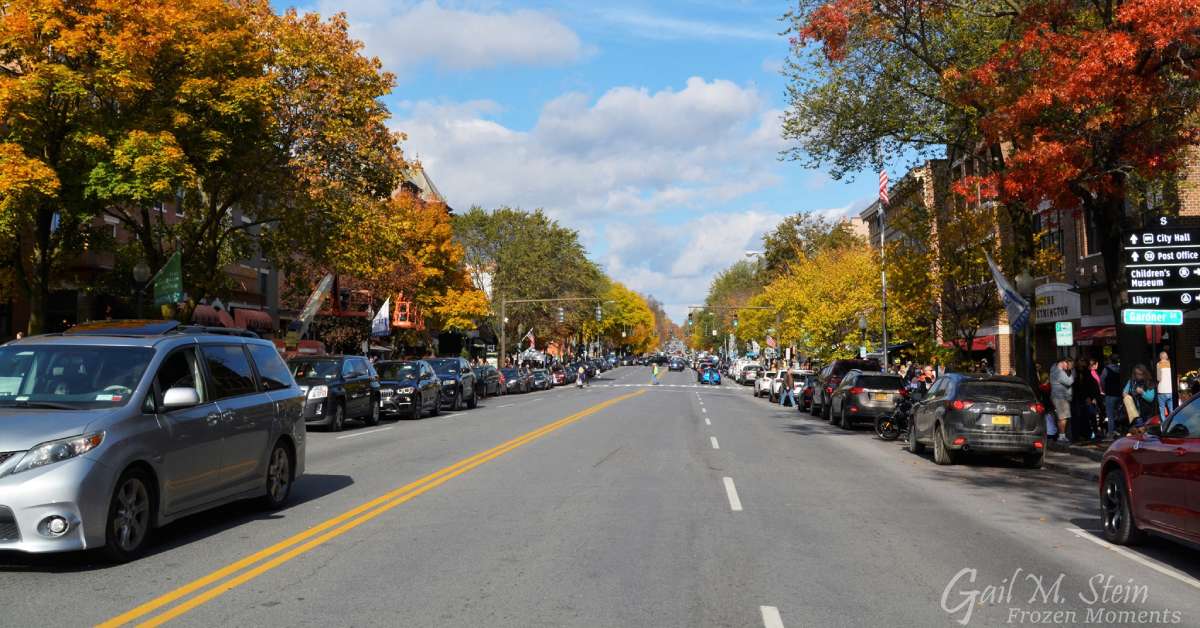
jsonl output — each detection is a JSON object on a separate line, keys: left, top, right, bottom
{"left": 687, "top": 312, "right": 693, "bottom": 326}
{"left": 594, "top": 304, "right": 602, "bottom": 322}
{"left": 557, "top": 307, "right": 565, "bottom": 323}
{"left": 733, "top": 314, "right": 739, "bottom": 328}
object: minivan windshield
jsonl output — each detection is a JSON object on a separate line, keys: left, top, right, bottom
{"left": 376, "top": 362, "right": 419, "bottom": 381}
{"left": 290, "top": 360, "right": 339, "bottom": 381}
{"left": 0, "top": 345, "right": 153, "bottom": 409}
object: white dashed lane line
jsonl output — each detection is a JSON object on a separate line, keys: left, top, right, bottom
{"left": 704, "top": 417, "right": 711, "bottom": 426}
{"left": 761, "top": 605, "right": 785, "bottom": 628}
{"left": 722, "top": 477, "right": 743, "bottom": 512}
{"left": 335, "top": 427, "right": 393, "bottom": 440}
{"left": 710, "top": 436, "right": 720, "bottom": 450}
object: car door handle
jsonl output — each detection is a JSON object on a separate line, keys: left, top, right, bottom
{"left": 206, "top": 412, "right": 221, "bottom": 426}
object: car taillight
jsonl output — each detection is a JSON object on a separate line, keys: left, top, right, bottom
{"left": 951, "top": 399, "right": 974, "bottom": 411}
{"left": 1029, "top": 403, "right": 1044, "bottom": 414}
{"left": 825, "top": 387, "right": 833, "bottom": 393}
{"left": 804, "top": 386, "right": 812, "bottom": 393}
{"left": 899, "top": 389, "right": 909, "bottom": 397}
{"left": 849, "top": 387, "right": 864, "bottom": 394}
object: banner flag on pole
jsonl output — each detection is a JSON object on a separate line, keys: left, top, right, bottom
{"left": 286, "top": 273, "right": 334, "bottom": 350}
{"left": 151, "top": 251, "right": 184, "bottom": 306}
{"left": 371, "top": 297, "right": 391, "bottom": 337}
{"left": 522, "top": 328, "right": 535, "bottom": 348}
{"left": 985, "top": 252, "right": 1030, "bottom": 333}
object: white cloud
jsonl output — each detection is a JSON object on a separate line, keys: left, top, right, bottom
{"left": 394, "top": 77, "right": 785, "bottom": 218}
{"left": 597, "top": 8, "right": 777, "bottom": 41}
{"left": 392, "top": 78, "right": 803, "bottom": 325}
{"left": 316, "top": 0, "right": 584, "bottom": 72}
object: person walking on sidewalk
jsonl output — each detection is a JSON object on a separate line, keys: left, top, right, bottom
{"left": 1156, "top": 351, "right": 1174, "bottom": 419}
{"left": 781, "top": 368, "right": 796, "bottom": 407}
{"left": 1072, "top": 356, "right": 1100, "bottom": 442}
{"left": 1100, "top": 354, "right": 1124, "bottom": 438}
{"left": 1050, "top": 357, "right": 1074, "bottom": 445}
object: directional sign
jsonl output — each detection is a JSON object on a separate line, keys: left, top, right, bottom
{"left": 1122, "top": 309, "right": 1183, "bottom": 326}
{"left": 1123, "top": 227, "right": 1200, "bottom": 308}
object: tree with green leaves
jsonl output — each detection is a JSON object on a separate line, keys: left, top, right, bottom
{"left": 453, "top": 206, "right": 605, "bottom": 353}
{"left": 759, "top": 213, "right": 862, "bottom": 277}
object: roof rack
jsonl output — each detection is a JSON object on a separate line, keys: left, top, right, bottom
{"left": 60, "top": 319, "right": 259, "bottom": 339}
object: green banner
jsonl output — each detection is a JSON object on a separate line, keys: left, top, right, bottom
{"left": 152, "top": 251, "right": 184, "bottom": 306}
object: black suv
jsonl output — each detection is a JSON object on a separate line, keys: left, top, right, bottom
{"left": 288, "top": 355, "right": 381, "bottom": 431}
{"left": 426, "top": 357, "right": 478, "bottom": 410}
{"left": 375, "top": 359, "right": 441, "bottom": 419}
{"left": 811, "top": 358, "right": 880, "bottom": 420}
{"left": 908, "top": 373, "right": 1045, "bottom": 467}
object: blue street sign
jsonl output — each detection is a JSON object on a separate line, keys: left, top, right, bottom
{"left": 1121, "top": 309, "right": 1184, "bottom": 326}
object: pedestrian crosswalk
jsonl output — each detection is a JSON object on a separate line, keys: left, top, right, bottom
{"left": 590, "top": 383, "right": 750, "bottom": 390}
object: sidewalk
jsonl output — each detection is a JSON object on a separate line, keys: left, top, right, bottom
{"left": 1042, "top": 440, "right": 1107, "bottom": 482}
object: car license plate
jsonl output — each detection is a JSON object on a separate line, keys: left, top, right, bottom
{"left": 872, "top": 392, "right": 890, "bottom": 401}
{"left": 990, "top": 415, "right": 1014, "bottom": 426}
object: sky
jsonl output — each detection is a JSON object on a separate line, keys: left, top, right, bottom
{"left": 297, "top": 0, "right": 876, "bottom": 324}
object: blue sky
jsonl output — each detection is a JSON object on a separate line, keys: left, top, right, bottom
{"left": 299, "top": 0, "right": 875, "bottom": 323}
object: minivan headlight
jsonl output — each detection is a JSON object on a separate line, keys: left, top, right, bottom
{"left": 9, "top": 433, "right": 104, "bottom": 475}
{"left": 307, "top": 385, "right": 329, "bottom": 400}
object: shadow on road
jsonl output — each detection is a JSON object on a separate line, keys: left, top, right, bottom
{"left": 0, "top": 473, "right": 354, "bottom": 573}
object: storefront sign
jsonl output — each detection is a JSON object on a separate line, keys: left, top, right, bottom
{"left": 1035, "top": 283, "right": 1081, "bottom": 322}
{"left": 1123, "top": 227, "right": 1200, "bottom": 307}
{"left": 1054, "top": 322, "right": 1074, "bottom": 346}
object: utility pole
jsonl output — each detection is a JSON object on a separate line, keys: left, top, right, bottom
{"left": 498, "top": 298, "right": 506, "bottom": 367}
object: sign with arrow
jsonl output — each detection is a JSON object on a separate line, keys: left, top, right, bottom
{"left": 1123, "top": 227, "right": 1200, "bottom": 308}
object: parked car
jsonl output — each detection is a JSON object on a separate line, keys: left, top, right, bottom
{"left": 755, "top": 370, "right": 777, "bottom": 398}
{"left": 375, "top": 360, "right": 440, "bottom": 419}
{"left": 737, "top": 364, "right": 762, "bottom": 385}
{"left": 531, "top": 369, "right": 552, "bottom": 390}
{"left": 0, "top": 320, "right": 305, "bottom": 561}
{"left": 550, "top": 366, "right": 566, "bottom": 386}
{"left": 472, "top": 364, "right": 502, "bottom": 397}
{"left": 1100, "top": 395, "right": 1200, "bottom": 546}
{"left": 812, "top": 359, "right": 880, "bottom": 419}
{"left": 290, "top": 354, "right": 381, "bottom": 430}
{"left": 907, "top": 373, "right": 1045, "bottom": 467}
{"left": 828, "top": 371, "right": 905, "bottom": 428}
{"left": 426, "top": 357, "right": 478, "bottom": 410}
{"left": 500, "top": 368, "right": 528, "bottom": 394}
{"left": 798, "top": 374, "right": 818, "bottom": 411}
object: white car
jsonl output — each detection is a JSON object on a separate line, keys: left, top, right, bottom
{"left": 737, "top": 364, "right": 762, "bottom": 385}
{"left": 755, "top": 370, "right": 777, "bottom": 397}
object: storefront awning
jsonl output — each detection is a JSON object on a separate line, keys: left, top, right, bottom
{"left": 233, "top": 308, "right": 275, "bottom": 333}
{"left": 192, "top": 304, "right": 235, "bottom": 328}
{"left": 1075, "top": 325, "right": 1117, "bottom": 346}
{"left": 942, "top": 335, "right": 997, "bottom": 351}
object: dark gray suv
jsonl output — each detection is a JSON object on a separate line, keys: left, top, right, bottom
{"left": 908, "top": 373, "right": 1045, "bottom": 467}
{"left": 0, "top": 320, "right": 305, "bottom": 561}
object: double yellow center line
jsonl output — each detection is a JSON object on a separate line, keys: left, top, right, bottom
{"left": 99, "top": 389, "right": 646, "bottom": 628}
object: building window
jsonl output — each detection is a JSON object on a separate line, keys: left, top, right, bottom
{"left": 1034, "top": 210, "right": 1063, "bottom": 257}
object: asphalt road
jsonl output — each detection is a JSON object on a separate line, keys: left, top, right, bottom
{"left": 4, "top": 366, "right": 1200, "bottom": 627}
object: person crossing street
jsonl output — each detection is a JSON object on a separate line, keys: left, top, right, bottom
{"left": 780, "top": 367, "right": 796, "bottom": 407}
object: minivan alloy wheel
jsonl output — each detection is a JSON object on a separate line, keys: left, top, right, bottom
{"left": 111, "top": 475, "right": 150, "bottom": 553}
{"left": 266, "top": 445, "right": 291, "bottom": 506}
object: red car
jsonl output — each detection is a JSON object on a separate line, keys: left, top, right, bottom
{"left": 1099, "top": 402, "right": 1196, "bottom": 546}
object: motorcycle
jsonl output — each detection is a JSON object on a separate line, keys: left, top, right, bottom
{"left": 876, "top": 393, "right": 914, "bottom": 441}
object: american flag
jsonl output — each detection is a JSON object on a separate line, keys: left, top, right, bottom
{"left": 879, "top": 169, "right": 889, "bottom": 205}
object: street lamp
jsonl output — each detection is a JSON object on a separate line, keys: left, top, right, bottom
{"left": 1015, "top": 269, "right": 1036, "bottom": 385}
{"left": 132, "top": 261, "right": 151, "bottom": 318}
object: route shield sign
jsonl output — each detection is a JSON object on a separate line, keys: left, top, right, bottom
{"left": 1124, "top": 227, "right": 1200, "bottom": 307}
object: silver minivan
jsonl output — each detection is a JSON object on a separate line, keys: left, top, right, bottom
{"left": 0, "top": 320, "right": 305, "bottom": 561}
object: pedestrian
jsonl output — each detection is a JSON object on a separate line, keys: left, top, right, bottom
{"left": 14, "top": 331, "right": 22, "bottom": 340}
{"left": 651, "top": 362, "right": 660, "bottom": 386}
{"left": 1050, "top": 357, "right": 1074, "bottom": 445}
{"left": 781, "top": 368, "right": 796, "bottom": 407}
{"left": 1123, "top": 364, "right": 1158, "bottom": 430}
{"left": 1100, "top": 354, "right": 1123, "bottom": 438}
{"left": 1156, "top": 351, "right": 1174, "bottom": 419}
{"left": 1072, "top": 356, "right": 1100, "bottom": 442}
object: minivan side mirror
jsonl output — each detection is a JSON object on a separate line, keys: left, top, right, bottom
{"left": 162, "top": 387, "right": 201, "bottom": 410}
